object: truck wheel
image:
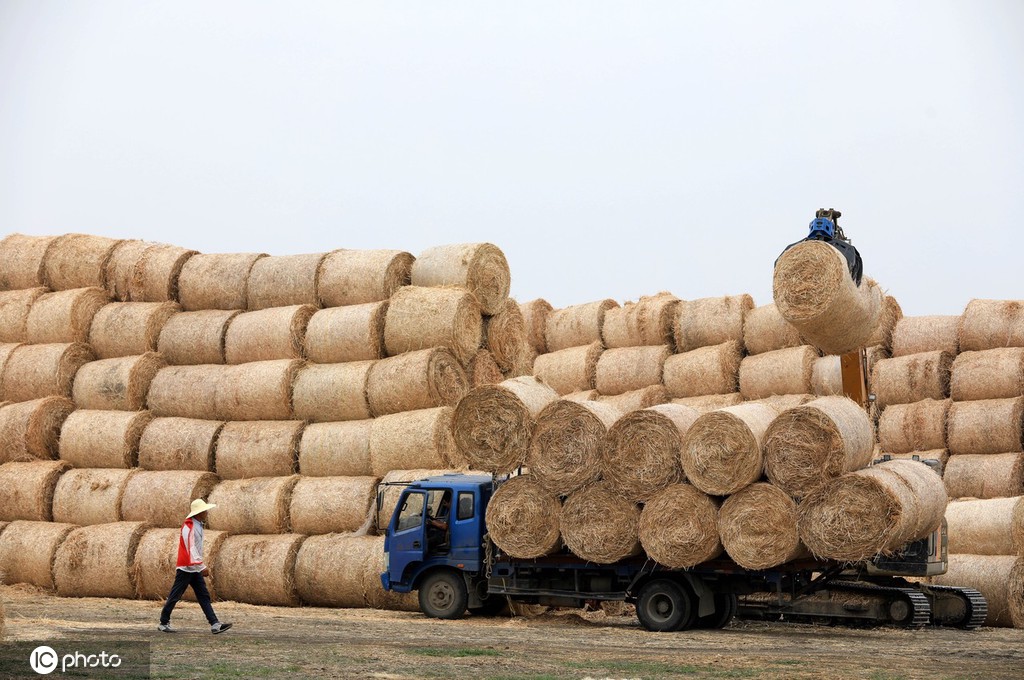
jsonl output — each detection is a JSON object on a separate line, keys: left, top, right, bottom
{"left": 419, "top": 570, "right": 468, "bottom": 620}
{"left": 636, "top": 580, "right": 694, "bottom": 632}
{"left": 695, "top": 593, "right": 737, "bottom": 629}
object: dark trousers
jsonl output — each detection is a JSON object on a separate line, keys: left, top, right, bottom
{"left": 160, "top": 569, "right": 218, "bottom": 625}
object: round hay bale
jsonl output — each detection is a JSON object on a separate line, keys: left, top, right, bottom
{"left": 452, "top": 376, "right": 559, "bottom": 475}
{"left": 53, "top": 521, "right": 147, "bottom": 598}
{"left": 138, "top": 417, "right": 223, "bottom": 472}
{"left": 811, "top": 356, "right": 844, "bottom": 396}
{"left": 738, "top": 345, "right": 817, "bottom": 400}
{"left": 299, "top": 420, "right": 373, "bottom": 477}
{"left": 595, "top": 384, "right": 668, "bottom": 413}
{"left": 485, "top": 474, "right": 561, "bottom": 558}
{"left": 933, "top": 554, "right": 1024, "bottom": 628}
{"left": 207, "top": 476, "right": 299, "bottom": 534}
{"left": 133, "top": 527, "right": 228, "bottom": 601}
{"left": 178, "top": 252, "right": 266, "bottom": 311}
{"left": 289, "top": 476, "right": 380, "bottom": 535}
{"left": 293, "top": 362, "right": 373, "bottom": 423}
{"left": 367, "top": 348, "right": 467, "bottom": 417}
{"left": 383, "top": 286, "right": 483, "bottom": 365}
{"left": 304, "top": 302, "right": 387, "bottom": 363}
{"left": 246, "top": 252, "right": 327, "bottom": 310}
{"left": 944, "top": 453, "right": 1024, "bottom": 499}
{"left": 88, "top": 301, "right": 180, "bottom": 358}
{"left": 561, "top": 483, "right": 640, "bottom": 564}
{"left": 719, "top": 483, "right": 806, "bottom": 570}
{"left": 532, "top": 342, "right": 602, "bottom": 395}
{"left": 865, "top": 295, "right": 902, "bottom": 351}
{"left": 866, "top": 345, "right": 890, "bottom": 374}
{"left": 960, "top": 299, "right": 1024, "bottom": 352}
{"left": 878, "top": 399, "right": 950, "bottom": 454}
{"left": 58, "top": 409, "right": 152, "bottom": 468}
{"left": 25, "top": 287, "right": 109, "bottom": 344}
{"left": 294, "top": 533, "right": 374, "bottom": 607}
{"left": 157, "top": 309, "right": 239, "bottom": 365}
{"left": 638, "top": 483, "right": 721, "bottom": 568}
{"left": 947, "top": 397, "right": 1024, "bottom": 455}
{"left": 519, "top": 298, "right": 553, "bottom": 354}
{"left": 483, "top": 298, "right": 530, "bottom": 372}
{"left": 213, "top": 359, "right": 301, "bottom": 421}
{"left": 885, "top": 459, "right": 948, "bottom": 539}
{"left": 670, "top": 392, "right": 743, "bottom": 413}
{"left": 375, "top": 469, "right": 451, "bottom": 532}
{"left": 224, "top": 304, "right": 316, "bottom": 364}
{"left": 0, "top": 460, "right": 68, "bottom": 521}
{"left": 51, "top": 468, "right": 135, "bottom": 525}
{"left": 0, "top": 233, "right": 57, "bottom": 289}
{"left": 410, "top": 243, "right": 510, "bottom": 315}
{"left": 317, "top": 249, "right": 413, "bottom": 307}
{"left": 602, "top": 293, "right": 680, "bottom": 349}
{"left": 601, "top": 403, "right": 699, "bottom": 502}
{"left": 212, "top": 534, "right": 305, "bottom": 606}
{"left": 754, "top": 393, "right": 814, "bottom": 411}
{"left": 0, "top": 397, "right": 75, "bottom": 462}
{"left": 871, "top": 350, "right": 953, "bottom": 409}
{"left": 594, "top": 345, "right": 670, "bottom": 396}
{"left": 72, "top": 352, "right": 165, "bottom": 411}
{"left": 146, "top": 365, "right": 220, "bottom": 419}
{"left": 544, "top": 299, "right": 618, "bottom": 353}
{"left": 0, "top": 520, "right": 74, "bottom": 589}
{"left": 129, "top": 243, "right": 197, "bottom": 303}
{"left": 215, "top": 421, "right": 303, "bottom": 479}
{"left": 527, "top": 400, "right": 622, "bottom": 496}
{"left": 563, "top": 389, "right": 598, "bottom": 402}
{"left": 663, "top": 341, "right": 741, "bottom": 399}
{"left": 892, "top": 315, "right": 961, "bottom": 357}
{"left": 763, "top": 395, "right": 875, "bottom": 498}
{"left": 945, "top": 496, "right": 1024, "bottom": 555}
{"left": 674, "top": 294, "right": 754, "bottom": 353}
{"left": 743, "top": 303, "right": 803, "bottom": 355}
{"left": 104, "top": 239, "right": 154, "bottom": 301}
{"left": 368, "top": 407, "right": 458, "bottom": 476}
{"left": 467, "top": 349, "right": 504, "bottom": 387}
{"left": 0, "top": 288, "right": 46, "bottom": 343}
{"left": 43, "top": 234, "right": 122, "bottom": 291}
{"left": 121, "top": 471, "right": 219, "bottom": 528}
{"left": 360, "top": 534, "right": 420, "bottom": 610}
{"left": 680, "top": 403, "right": 776, "bottom": 496}
{"left": 950, "top": 348, "right": 1024, "bottom": 402}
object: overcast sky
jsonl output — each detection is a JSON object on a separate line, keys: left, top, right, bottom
{"left": 1, "top": 2, "right": 1021, "bottom": 314}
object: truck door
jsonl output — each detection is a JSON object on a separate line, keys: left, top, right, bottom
{"left": 389, "top": 490, "right": 428, "bottom": 585}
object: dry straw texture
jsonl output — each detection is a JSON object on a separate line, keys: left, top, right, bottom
{"left": 121, "top": 471, "right": 218, "bottom": 528}
{"left": 933, "top": 554, "right": 1024, "bottom": 627}
{"left": 743, "top": 303, "right": 803, "bottom": 356}
{"left": 298, "top": 421, "right": 373, "bottom": 477}
{"left": 738, "top": 345, "right": 817, "bottom": 400}
{"left": 0, "top": 233, "right": 56, "bottom": 289}
{"left": 467, "top": 349, "right": 504, "bottom": 387}
{"left": 133, "top": 527, "right": 228, "bottom": 601}
{"left": 146, "top": 365, "right": 220, "bottom": 420}
{"left": 544, "top": 299, "right": 618, "bottom": 352}
{"left": 368, "top": 407, "right": 458, "bottom": 476}
{"left": 670, "top": 393, "right": 743, "bottom": 413}
{"left": 208, "top": 476, "right": 299, "bottom": 534}
{"left": 865, "top": 295, "right": 903, "bottom": 351}
{"left": 866, "top": 345, "right": 890, "bottom": 374}
{"left": 89, "top": 302, "right": 180, "bottom": 358}
{"left": 25, "top": 287, "right": 109, "bottom": 344}
{"left": 130, "top": 243, "right": 197, "bottom": 302}
{"left": 376, "top": 469, "right": 451, "bottom": 531}
{"left": 663, "top": 341, "right": 741, "bottom": 398}
{"left": 246, "top": 252, "right": 326, "bottom": 310}
{"left": 43, "top": 234, "right": 122, "bottom": 290}
{"left": 811, "top": 356, "right": 844, "bottom": 396}
{"left": 594, "top": 345, "right": 670, "bottom": 396}
{"left": 950, "top": 348, "right": 1024, "bottom": 402}
{"left": 871, "top": 350, "right": 953, "bottom": 408}
{"left": 214, "top": 359, "right": 301, "bottom": 421}
{"left": 51, "top": 468, "right": 135, "bottom": 526}
{"left": 178, "top": 252, "right": 266, "bottom": 311}
{"left": 561, "top": 483, "right": 641, "bottom": 564}
{"left": 295, "top": 534, "right": 374, "bottom": 607}
{"left": 527, "top": 400, "right": 622, "bottom": 495}
{"left": 0, "top": 520, "right": 74, "bottom": 589}
{"left": 304, "top": 302, "right": 387, "bottom": 363}
{"left": 318, "top": 249, "right": 413, "bottom": 307}
{"left": 0, "top": 288, "right": 46, "bottom": 342}
{"left": 384, "top": 286, "right": 483, "bottom": 365}
{"left": 225, "top": 305, "right": 316, "bottom": 363}
{"left": 532, "top": 342, "right": 602, "bottom": 395}
{"left": 485, "top": 475, "right": 562, "bottom": 558}
{"left": 944, "top": 453, "right": 1024, "bottom": 499}
{"left": 213, "top": 533, "right": 305, "bottom": 606}
{"left": 295, "top": 361, "right": 374, "bottom": 422}
{"left": 105, "top": 240, "right": 154, "bottom": 300}
{"left": 602, "top": 293, "right": 680, "bottom": 348}
{"left": 0, "top": 397, "right": 75, "bottom": 462}
{"left": 58, "top": 409, "right": 152, "bottom": 468}
{"left": 945, "top": 496, "right": 1024, "bottom": 555}
{"left": 367, "top": 348, "right": 467, "bottom": 417}
{"left": 289, "top": 476, "right": 380, "bottom": 535}
{"left": 157, "top": 309, "right": 240, "bottom": 365}
{"left": 72, "top": 352, "right": 165, "bottom": 411}
{"left": 960, "top": 299, "right": 1024, "bottom": 352}
{"left": 53, "top": 521, "right": 148, "bottom": 598}
{"left": 892, "top": 315, "right": 961, "bottom": 357}
{"left": 519, "top": 299, "right": 553, "bottom": 354}
{"left": 563, "top": 389, "right": 598, "bottom": 402}
{"left": 754, "top": 394, "right": 814, "bottom": 411}
{"left": 596, "top": 385, "right": 669, "bottom": 412}
{"left": 0, "top": 460, "right": 69, "bottom": 521}
{"left": 877, "top": 399, "right": 950, "bottom": 454}
{"left": 484, "top": 298, "right": 531, "bottom": 373}
{"left": 719, "top": 483, "right": 806, "bottom": 570}
{"left": 674, "top": 294, "right": 754, "bottom": 352}
{"left": 215, "top": 421, "right": 303, "bottom": 479}
{"left": 638, "top": 483, "right": 721, "bottom": 568}
{"left": 138, "top": 418, "right": 223, "bottom": 472}
{"left": 946, "top": 397, "right": 1024, "bottom": 455}
{"left": 681, "top": 403, "right": 777, "bottom": 496}
{"left": 410, "top": 243, "right": 511, "bottom": 316}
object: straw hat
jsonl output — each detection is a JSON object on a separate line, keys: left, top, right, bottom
{"left": 187, "top": 498, "right": 217, "bottom": 518}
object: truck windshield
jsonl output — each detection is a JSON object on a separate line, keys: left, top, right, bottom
{"left": 396, "top": 492, "right": 425, "bottom": 532}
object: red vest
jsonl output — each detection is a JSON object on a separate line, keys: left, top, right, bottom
{"left": 176, "top": 518, "right": 203, "bottom": 568}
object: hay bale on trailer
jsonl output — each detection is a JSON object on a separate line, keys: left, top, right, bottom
{"left": 663, "top": 341, "right": 741, "bottom": 399}
{"left": 0, "top": 520, "right": 75, "bottom": 589}
{"left": 719, "top": 483, "right": 807, "bottom": 570}
{"left": 213, "top": 534, "right": 306, "bottom": 607}
{"left": 594, "top": 345, "right": 670, "bottom": 396}
{"left": 43, "top": 233, "right": 122, "bottom": 291}
{"left": 871, "top": 350, "right": 953, "bottom": 408}
{"left": 602, "top": 293, "right": 680, "bottom": 348}
{"left": 680, "top": 403, "right": 777, "bottom": 496}
{"left": 595, "top": 385, "right": 668, "bottom": 412}
{"left": 366, "top": 348, "right": 467, "bottom": 417}
{"left": 129, "top": 243, "right": 197, "bottom": 303}
{"left": 208, "top": 476, "right": 299, "bottom": 534}
{"left": 246, "top": 252, "right": 327, "bottom": 310}
{"left": 742, "top": 303, "right": 803, "bottom": 356}
{"left": 317, "top": 249, "right": 413, "bottom": 307}
{"left": 289, "top": 476, "right": 380, "bottom": 535}
{"left": 527, "top": 400, "right": 622, "bottom": 496}
{"left": 368, "top": 407, "right": 459, "bottom": 476}
{"left": 224, "top": 305, "right": 316, "bottom": 363}
{"left": 946, "top": 397, "right": 1024, "bottom": 456}
{"left": 410, "top": 243, "right": 511, "bottom": 316}
{"left": 25, "top": 287, "right": 109, "bottom": 344}
{"left": 0, "top": 233, "right": 57, "bottom": 289}
{"left": 304, "top": 302, "right": 387, "bottom": 363}
{"left": 215, "top": 421, "right": 303, "bottom": 479}
{"left": 53, "top": 521, "right": 148, "bottom": 598}
{"left": 519, "top": 298, "right": 553, "bottom": 355}
{"left": 891, "top": 315, "right": 961, "bottom": 357}
{"left": 944, "top": 453, "right": 1024, "bottom": 499}
{"left": 945, "top": 497, "right": 1024, "bottom": 555}
{"left": 933, "top": 555, "right": 1024, "bottom": 628}
{"left": 959, "top": 299, "right": 1024, "bottom": 352}
{"left": 670, "top": 392, "right": 743, "bottom": 413}
{"left": 532, "top": 342, "right": 602, "bottom": 395}
{"left": 51, "top": 468, "right": 135, "bottom": 526}
{"left": 177, "top": 252, "right": 266, "bottom": 311}
{"left": 294, "top": 362, "right": 374, "bottom": 422}
{"left": 561, "top": 483, "right": 641, "bottom": 564}
{"left": 133, "top": 527, "right": 228, "bottom": 601}
{"left": 88, "top": 301, "right": 180, "bottom": 358}
{"left": 0, "top": 288, "right": 46, "bottom": 343}
{"left": 0, "top": 397, "right": 75, "bottom": 462}
{"left": 877, "top": 399, "right": 950, "bottom": 454}
{"left": 485, "top": 475, "right": 562, "bottom": 558}
{"left": 638, "top": 483, "right": 721, "bottom": 568}
{"left": 674, "top": 294, "right": 754, "bottom": 353}
{"left": 544, "top": 299, "right": 618, "bottom": 352}
{"left": 120, "top": 471, "right": 219, "bottom": 528}
{"left": 72, "top": 353, "right": 165, "bottom": 411}
{"left": 383, "top": 286, "right": 483, "bottom": 365}
{"left": 157, "top": 309, "right": 240, "bottom": 365}
{"left": 298, "top": 420, "right": 373, "bottom": 477}
{"left": 0, "top": 460, "right": 69, "bottom": 521}
{"left": 58, "top": 409, "right": 152, "bottom": 468}
{"left": 138, "top": 417, "right": 223, "bottom": 472}
{"left": 738, "top": 345, "right": 817, "bottom": 400}
{"left": 950, "top": 348, "right": 1024, "bottom": 402}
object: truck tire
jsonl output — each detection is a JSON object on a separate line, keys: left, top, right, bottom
{"left": 694, "top": 592, "right": 737, "bottom": 629}
{"left": 419, "top": 570, "right": 468, "bottom": 620}
{"left": 636, "top": 580, "right": 695, "bottom": 632}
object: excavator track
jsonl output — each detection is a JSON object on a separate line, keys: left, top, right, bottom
{"left": 916, "top": 585, "right": 987, "bottom": 629}
{"left": 829, "top": 581, "right": 931, "bottom": 628}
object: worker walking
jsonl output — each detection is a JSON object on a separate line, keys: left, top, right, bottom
{"left": 776, "top": 208, "right": 863, "bottom": 285}
{"left": 158, "top": 498, "right": 233, "bottom": 634}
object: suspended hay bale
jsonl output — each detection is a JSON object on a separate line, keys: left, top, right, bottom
{"left": 601, "top": 403, "right": 699, "bottom": 502}
{"left": 51, "top": 468, "right": 135, "bottom": 525}
{"left": 520, "top": 298, "right": 553, "bottom": 354}
{"left": 532, "top": 342, "right": 602, "bottom": 395}
{"left": 892, "top": 315, "right": 961, "bottom": 357}
{"left": 0, "top": 397, "right": 75, "bottom": 462}
{"left": 215, "top": 421, "right": 303, "bottom": 479}
{"left": 561, "top": 483, "right": 640, "bottom": 564}
{"left": 452, "top": 376, "right": 558, "bottom": 474}
{"left": 595, "top": 385, "right": 668, "bottom": 413}
{"left": 680, "top": 402, "right": 776, "bottom": 496}
{"left": 594, "top": 345, "right": 670, "bottom": 396}
{"left": 527, "top": 400, "right": 622, "bottom": 496}
{"left": 72, "top": 352, "right": 165, "bottom": 411}
{"left": 670, "top": 392, "right": 743, "bottom": 413}
{"left": 25, "top": 287, "right": 109, "bottom": 344}
{"left": 178, "top": 252, "right": 266, "bottom": 311}
{"left": 950, "top": 348, "right": 1024, "bottom": 402}
{"left": 294, "top": 533, "right": 373, "bottom": 607}
{"left": 208, "top": 476, "right": 299, "bottom": 534}
{"left": 367, "top": 348, "right": 467, "bottom": 417}
{"left": 224, "top": 304, "right": 316, "bottom": 364}
{"left": 945, "top": 497, "right": 1024, "bottom": 555}
{"left": 545, "top": 299, "right": 619, "bottom": 352}
{"left": 213, "top": 359, "right": 300, "bottom": 421}
{"left": 375, "top": 469, "right": 451, "bottom": 531}
{"left": 865, "top": 295, "right": 902, "bottom": 351}
{"left": 58, "top": 409, "right": 152, "bottom": 468}
{"left": 294, "top": 362, "right": 373, "bottom": 422}
{"left": 53, "top": 521, "right": 147, "bottom": 598}
{"left": 738, "top": 345, "right": 817, "bottom": 400}
{"left": 871, "top": 350, "right": 953, "bottom": 409}
{"left": 146, "top": 365, "right": 220, "bottom": 420}
{"left": 104, "top": 240, "right": 154, "bottom": 300}
{"left": 213, "top": 534, "right": 306, "bottom": 606}
{"left": 933, "top": 554, "right": 1024, "bottom": 628}
{"left": 410, "top": 243, "right": 510, "bottom": 315}
{"left": 359, "top": 534, "right": 420, "bottom": 610}
{"left": 483, "top": 298, "right": 530, "bottom": 372}
{"left": 754, "top": 393, "right": 814, "bottom": 411}
{"left": 0, "top": 233, "right": 57, "bottom": 289}
{"left": 467, "top": 349, "right": 504, "bottom": 387}
{"left": 89, "top": 301, "right": 179, "bottom": 358}
{"left": 157, "top": 309, "right": 239, "bottom": 365}
{"left": 947, "top": 397, "right": 1024, "bottom": 455}
{"left": 663, "top": 341, "right": 741, "bottom": 399}
{"left": 563, "top": 389, "right": 598, "bottom": 402}
{"left": 121, "top": 470, "right": 218, "bottom": 528}
{"left": 0, "top": 288, "right": 46, "bottom": 343}
{"left": 743, "top": 303, "right": 803, "bottom": 355}
{"left": 289, "top": 476, "right": 379, "bottom": 535}
{"left": 299, "top": 420, "right": 373, "bottom": 477}
{"left": 138, "top": 417, "right": 222, "bottom": 472}
{"left": 719, "top": 483, "right": 806, "bottom": 570}
{"left": 133, "top": 527, "right": 228, "bottom": 601}
{"left": 0, "top": 460, "right": 68, "bottom": 521}
{"left": 304, "top": 302, "right": 387, "bottom": 363}
{"left": 0, "top": 520, "right": 74, "bottom": 589}
{"left": 944, "top": 453, "right": 1024, "bottom": 499}
{"left": 811, "top": 356, "right": 844, "bottom": 396}
{"left": 885, "top": 459, "right": 949, "bottom": 538}
{"left": 878, "top": 399, "right": 950, "bottom": 454}
{"left": 246, "top": 252, "right": 326, "bottom": 310}
{"left": 369, "top": 407, "right": 458, "bottom": 476}
{"left": 130, "top": 243, "right": 197, "bottom": 303}
{"left": 763, "top": 395, "right": 875, "bottom": 498}
{"left": 960, "top": 299, "right": 1024, "bottom": 352}
{"left": 674, "top": 294, "right": 754, "bottom": 353}
{"left": 602, "top": 293, "right": 680, "bottom": 349}
{"left": 318, "top": 249, "right": 413, "bottom": 307}
{"left": 638, "top": 483, "right": 721, "bottom": 568}
{"left": 43, "top": 233, "right": 122, "bottom": 291}
{"left": 383, "top": 286, "right": 483, "bottom": 365}
{"left": 485, "top": 475, "right": 561, "bottom": 558}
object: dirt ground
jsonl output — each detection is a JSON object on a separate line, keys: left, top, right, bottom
{"left": 1, "top": 584, "right": 1022, "bottom": 680}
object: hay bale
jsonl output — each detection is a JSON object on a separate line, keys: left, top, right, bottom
{"left": 467, "top": 349, "right": 504, "bottom": 387}
{"left": 485, "top": 475, "right": 561, "bottom": 558}
{"left": 892, "top": 315, "right": 961, "bottom": 357}
{"left": 299, "top": 421, "right": 373, "bottom": 477}
{"left": 51, "top": 468, "right": 135, "bottom": 525}
{"left": 878, "top": 399, "right": 950, "bottom": 454}
{"left": 215, "top": 421, "right": 303, "bottom": 479}
{"left": 754, "top": 393, "right": 814, "bottom": 411}
{"left": 738, "top": 345, "right": 817, "bottom": 400}
{"left": 563, "top": 389, "right": 598, "bottom": 402}
{"left": 304, "top": 302, "right": 387, "bottom": 363}
{"left": 719, "top": 483, "right": 806, "bottom": 570}
{"left": 670, "top": 392, "right": 743, "bottom": 413}
{"left": 130, "top": 243, "right": 197, "bottom": 303}
{"left": 246, "top": 252, "right": 326, "bottom": 310}
{"left": 663, "top": 341, "right": 741, "bottom": 398}
{"left": 865, "top": 295, "right": 902, "bottom": 351}
{"left": 53, "top": 521, "right": 147, "bottom": 598}
{"left": 527, "top": 400, "right": 622, "bottom": 495}
{"left": 681, "top": 403, "right": 777, "bottom": 496}
{"left": 763, "top": 395, "right": 875, "bottom": 498}
{"left": 0, "top": 233, "right": 56, "bottom": 289}
{"left": 811, "top": 356, "right": 844, "bottom": 396}
{"left": 317, "top": 249, "right": 413, "bottom": 307}
{"left": 294, "top": 362, "right": 373, "bottom": 422}
{"left": 638, "top": 483, "right": 721, "bottom": 568}
{"left": 133, "top": 527, "right": 228, "bottom": 601}
{"left": 73, "top": 352, "right": 165, "bottom": 411}
{"left": 58, "top": 409, "right": 152, "bottom": 468}
{"left": 0, "top": 520, "right": 75, "bottom": 589}
{"left": 368, "top": 407, "right": 459, "bottom": 476}
{"left": 146, "top": 365, "right": 220, "bottom": 420}
{"left": 208, "top": 476, "right": 298, "bottom": 534}
{"left": 157, "top": 309, "right": 239, "bottom": 365}
{"left": 294, "top": 533, "right": 373, "bottom": 607}
{"left": 121, "top": 471, "right": 219, "bottom": 528}
{"left": 89, "top": 301, "right": 180, "bottom": 358}
{"left": 947, "top": 397, "right": 1024, "bottom": 455}
{"left": 359, "top": 534, "right": 420, "bottom": 610}
{"left": 595, "top": 385, "right": 669, "bottom": 413}
{"left": 960, "top": 299, "right": 1024, "bottom": 352}
{"left": 594, "top": 345, "right": 670, "bottom": 396}
{"left": 383, "top": 286, "right": 483, "bottom": 365}
{"left": 944, "top": 453, "right": 1024, "bottom": 499}
{"left": 867, "top": 345, "right": 890, "bottom": 374}
{"left": 138, "top": 417, "right": 223, "bottom": 471}
{"left": 410, "top": 243, "right": 510, "bottom": 315}
{"left": 945, "top": 497, "right": 1024, "bottom": 555}
{"left": 602, "top": 293, "right": 680, "bottom": 348}
{"left": 0, "top": 460, "right": 68, "bottom": 521}
{"left": 0, "top": 397, "right": 75, "bottom": 462}
{"left": 178, "top": 252, "right": 266, "bottom": 311}
{"left": 43, "top": 234, "right": 122, "bottom": 291}
{"left": 933, "top": 555, "right": 1024, "bottom": 628}
{"left": 560, "top": 483, "right": 640, "bottom": 564}
{"left": 213, "top": 534, "right": 306, "bottom": 606}
{"left": 452, "top": 376, "right": 559, "bottom": 474}
{"left": 224, "top": 304, "right": 316, "bottom": 364}
{"left": 367, "top": 348, "right": 467, "bottom": 417}
{"left": 544, "top": 299, "right": 618, "bottom": 352}
{"left": 886, "top": 458, "right": 949, "bottom": 538}
{"left": 519, "top": 299, "right": 553, "bottom": 354}
{"left": 950, "top": 348, "right": 1024, "bottom": 402}
{"left": 742, "top": 303, "right": 803, "bottom": 356}
{"left": 0, "top": 288, "right": 46, "bottom": 343}
{"left": 104, "top": 240, "right": 154, "bottom": 301}
{"left": 214, "top": 360, "right": 300, "bottom": 421}
{"left": 483, "top": 298, "right": 530, "bottom": 372}
{"left": 25, "top": 287, "right": 109, "bottom": 344}
{"left": 532, "top": 342, "right": 602, "bottom": 395}
{"left": 289, "top": 476, "right": 380, "bottom": 535}
{"left": 375, "top": 469, "right": 452, "bottom": 531}
{"left": 871, "top": 350, "right": 953, "bottom": 408}
{"left": 601, "top": 403, "right": 699, "bottom": 502}
{"left": 674, "top": 294, "right": 754, "bottom": 352}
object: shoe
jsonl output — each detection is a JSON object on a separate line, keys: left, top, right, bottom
{"left": 211, "top": 622, "right": 233, "bottom": 635}
{"left": 157, "top": 624, "right": 176, "bottom": 633}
